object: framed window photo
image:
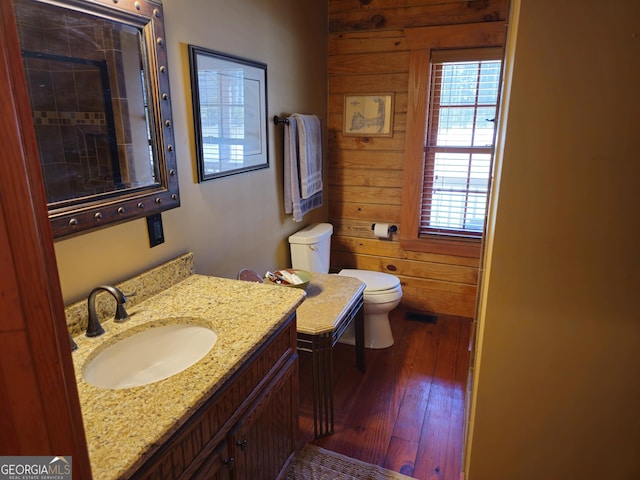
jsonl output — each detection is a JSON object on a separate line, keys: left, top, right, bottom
{"left": 188, "top": 45, "right": 268, "bottom": 181}
{"left": 343, "top": 93, "right": 394, "bottom": 137}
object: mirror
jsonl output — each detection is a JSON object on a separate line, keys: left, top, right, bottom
{"left": 13, "top": 0, "right": 180, "bottom": 238}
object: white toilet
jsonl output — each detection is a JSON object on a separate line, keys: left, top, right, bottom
{"left": 288, "top": 223, "right": 403, "bottom": 349}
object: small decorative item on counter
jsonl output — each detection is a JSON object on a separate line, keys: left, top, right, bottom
{"left": 264, "top": 269, "right": 312, "bottom": 290}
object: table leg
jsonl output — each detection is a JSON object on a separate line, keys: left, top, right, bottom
{"left": 354, "top": 305, "right": 365, "bottom": 372}
{"left": 311, "top": 333, "right": 334, "bottom": 438}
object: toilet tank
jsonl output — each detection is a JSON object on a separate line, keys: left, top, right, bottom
{"left": 288, "top": 223, "right": 333, "bottom": 273}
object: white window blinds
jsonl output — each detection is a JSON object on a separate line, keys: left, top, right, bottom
{"left": 420, "top": 49, "right": 502, "bottom": 238}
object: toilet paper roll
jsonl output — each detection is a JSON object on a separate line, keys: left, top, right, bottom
{"left": 373, "top": 222, "right": 392, "bottom": 239}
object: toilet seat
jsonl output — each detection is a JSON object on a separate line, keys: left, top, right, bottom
{"left": 338, "top": 269, "right": 400, "bottom": 291}
{"left": 337, "top": 269, "right": 402, "bottom": 297}
{"left": 362, "top": 285, "right": 403, "bottom": 304}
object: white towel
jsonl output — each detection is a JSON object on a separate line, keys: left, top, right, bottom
{"left": 284, "top": 116, "right": 323, "bottom": 222}
{"left": 292, "top": 114, "right": 323, "bottom": 198}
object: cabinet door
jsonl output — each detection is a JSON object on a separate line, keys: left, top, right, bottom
{"left": 191, "top": 440, "right": 233, "bottom": 480}
{"left": 230, "top": 355, "right": 298, "bottom": 480}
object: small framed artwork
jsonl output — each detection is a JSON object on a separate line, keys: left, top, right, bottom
{"left": 343, "top": 93, "right": 394, "bottom": 137}
{"left": 188, "top": 45, "right": 268, "bottom": 182}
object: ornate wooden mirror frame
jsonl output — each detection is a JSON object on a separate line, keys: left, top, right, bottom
{"left": 13, "top": 0, "right": 180, "bottom": 238}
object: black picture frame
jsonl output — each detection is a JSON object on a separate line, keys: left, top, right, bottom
{"left": 188, "top": 45, "right": 269, "bottom": 182}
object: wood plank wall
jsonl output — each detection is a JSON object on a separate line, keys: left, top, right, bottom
{"left": 327, "top": 0, "right": 510, "bottom": 317}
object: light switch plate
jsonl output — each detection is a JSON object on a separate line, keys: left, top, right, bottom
{"left": 146, "top": 213, "right": 164, "bottom": 248}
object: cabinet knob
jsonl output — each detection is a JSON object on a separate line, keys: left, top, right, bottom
{"left": 224, "top": 457, "right": 235, "bottom": 470}
{"left": 237, "top": 439, "right": 248, "bottom": 450}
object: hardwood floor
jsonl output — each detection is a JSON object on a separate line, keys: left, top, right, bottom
{"left": 297, "top": 306, "right": 472, "bottom": 480}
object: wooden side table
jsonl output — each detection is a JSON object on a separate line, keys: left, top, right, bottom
{"left": 295, "top": 273, "right": 366, "bottom": 438}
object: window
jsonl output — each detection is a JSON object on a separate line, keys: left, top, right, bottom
{"left": 198, "top": 68, "right": 246, "bottom": 174}
{"left": 422, "top": 50, "right": 502, "bottom": 238}
{"left": 400, "top": 22, "right": 506, "bottom": 257}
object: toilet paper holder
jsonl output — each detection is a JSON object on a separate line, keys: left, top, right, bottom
{"left": 371, "top": 223, "right": 398, "bottom": 233}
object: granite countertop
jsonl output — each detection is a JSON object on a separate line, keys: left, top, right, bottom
{"left": 71, "top": 274, "right": 305, "bottom": 480}
{"left": 294, "top": 273, "right": 365, "bottom": 335}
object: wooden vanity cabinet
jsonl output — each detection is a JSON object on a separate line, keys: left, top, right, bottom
{"left": 192, "top": 441, "right": 231, "bottom": 480}
{"left": 130, "top": 315, "right": 299, "bottom": 480}
{"left": 228, "top": 356, "right": 297, "bottom": 479}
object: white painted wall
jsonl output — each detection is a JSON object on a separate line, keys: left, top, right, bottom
{"left": 466, "top": 0, "right": 640, "bottom": 478}
{"left": 54, "top": 0, "right": 327, "bottom": 303}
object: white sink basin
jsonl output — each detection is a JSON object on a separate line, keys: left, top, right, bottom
{"left": 83, "top": 324, "right": 217, "bottom": 389}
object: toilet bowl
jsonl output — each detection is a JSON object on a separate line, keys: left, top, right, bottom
{"left": 288, "top": 223, "right": 403, "bottom": 349}
{"left": 337, "top": 269, "right": 402, "bottom": 349}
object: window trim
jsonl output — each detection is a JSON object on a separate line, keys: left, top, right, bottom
{"left": 400, "top": 22, "right": 507, "bottom": 257}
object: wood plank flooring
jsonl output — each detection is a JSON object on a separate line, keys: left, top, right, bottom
{"left": 297, "top": 306, "right": 472, "bottom": 480}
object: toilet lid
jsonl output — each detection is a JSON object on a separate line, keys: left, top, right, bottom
{"left": 338, "top": 269, "right": 400, "bottom": 293}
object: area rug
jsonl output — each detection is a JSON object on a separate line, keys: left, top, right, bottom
{"left": 286, "top": 444, "right": 417, "bottom": 480}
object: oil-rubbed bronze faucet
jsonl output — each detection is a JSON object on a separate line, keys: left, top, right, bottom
{"left": 86, "top": 285, "right": 130, "bottom": 337}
